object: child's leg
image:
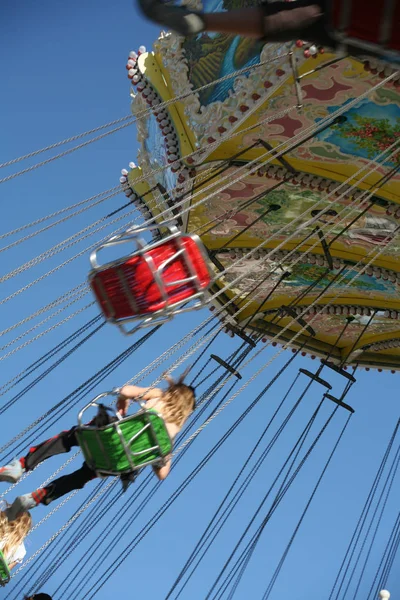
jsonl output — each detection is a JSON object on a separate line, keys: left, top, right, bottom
{"left": 6, "top": 462, "right": 97, "bottom": 519}
{"left": 40, "top": 462, "right": 97, "bottom": 505}
{"left": 23, "top": 427, "right": 80, "bottom": 471}
{"left": 0, "top": 427, "right": 80, "bottom": 484}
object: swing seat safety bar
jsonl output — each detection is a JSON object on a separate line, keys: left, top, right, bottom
{"left": 88, "top": 224, "right": 212, "bottom": 335}
{"left": 299, "top": 368, "right": 332, "bottom": 390}
{"left": 76, "top": 392, "right": 173, "bottom": 477}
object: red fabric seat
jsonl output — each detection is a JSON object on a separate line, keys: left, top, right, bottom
{"left": 331, "top": 0, "right": 400, "bottom": 52}
{"left": 90, "top": 235, "right": 211, "bottom": 321}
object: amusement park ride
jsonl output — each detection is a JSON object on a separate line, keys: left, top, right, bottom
{"left": 110, "top": 12, "right": 400, "bottom": 372}
{"left": 2, "top": 1, "right": 400, "bottom": 597}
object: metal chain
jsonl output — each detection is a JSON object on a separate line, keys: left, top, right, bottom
{"left": 38, "top": 452, "right": 81, "bottom": 490}
{"left": 1, "top": 205, "right": 137, "bottom": 284}
{"left": 0, "top": 471, "right": 33, "bottom": 501}
{"left": 0, "top": 122, "right": 136, "bottom": 185}
{"left": 0, "top": 282, "right": 88, "bottom": 337}
{"left": 0, "top": 210, "right": 139, "bottom": 306}
{"left": 0, "top": 54, "right": 289, "bottom": 179}
{"left": 9, "top": 209, "right": 399, "bottom": 578}
{"left": 12, "top": 479, "right": 117, "bottom": 576}
{"left": 125, "top": 140, "right": 400, "bottom": 388}
{"left": 0, "top": 118, "right": 134, "bottom": 169}
{"left": 0, "top": 312, "right": 96, "bottom": 396}
{"left": 0, "top": 301, "right": 95, "bottom": 362}
{"left": 0, "top": 189, "right": 121, "bottom": 253}
{"left": 0, "top": 289, "right": 90, "bottom": 354}
{"left": 1, "top": 142, "right": 395, "bottom": 456}
{"left": 0, "top": 186, "right": 121, "bottom": 241}
{"left": 28, "top": 491, "right": 80, "bottom": 535}
{"left": 175, "top": 215, "right": 400, "bottom": 455}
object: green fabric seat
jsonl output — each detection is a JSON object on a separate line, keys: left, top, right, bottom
{"left": 0, "top": 550, "right": 10, "bottom": 586}
{"left": 76, "top": 409, "right": 173, "bottom": 476}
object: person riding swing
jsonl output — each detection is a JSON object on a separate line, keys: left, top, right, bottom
{"left": 0, "top": 374, "right": 195, "bottom": 519}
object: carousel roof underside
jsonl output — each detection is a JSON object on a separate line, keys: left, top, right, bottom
{"left": 123, "top": 32, "right": 400, "bottom": 370}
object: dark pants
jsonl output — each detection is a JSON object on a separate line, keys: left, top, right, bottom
{"left": 261, "top": 0, "right": 335, "bottom": 48}
{"left": 24, "top": 427, "right": 97, "bottom": 505}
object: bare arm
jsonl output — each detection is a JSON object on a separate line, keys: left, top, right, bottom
{"left": 119, "top": 385, "right": 162, "bottom": 400}
{"left": 152, "top": 456, "right": 171, "bottom": 481}
{"left": 117, "top": 385, "right": 163, "bottom": 415}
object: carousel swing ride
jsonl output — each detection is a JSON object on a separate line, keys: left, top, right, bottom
{"left": 1, "top": 1, "right": 400, "bottom": 597}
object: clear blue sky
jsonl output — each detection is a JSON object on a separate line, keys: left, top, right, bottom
{"left": 1, "top": 1, "right": 400, "bottom": 598}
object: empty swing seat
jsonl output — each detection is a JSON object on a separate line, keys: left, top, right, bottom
{"left": 76, "top": 397, "right": 173, "bottom": 477}
{"left": 88, "top": 225, "right": 212, "bottom": 334}
{"left": 0, "top": 551, "right": 10, "bottom": 587}
{"left": 330, "top": 0, "right": 400, "bottom": 61}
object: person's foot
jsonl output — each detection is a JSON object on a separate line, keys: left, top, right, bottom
{"left": 5, "top": 489, "right": 46, "bottom": 520}
{"left": 137, "top": 0, "right": 206, "bottom": 36}
{"left": 0, "top": 458, "right": 24, "bottom": 484}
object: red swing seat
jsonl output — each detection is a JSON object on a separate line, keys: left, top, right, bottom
{"left": 88, "top": 225, "right": 212, "bottom": 334}
{"left": 330, "top": 0, "right": 400, "bottom": 62}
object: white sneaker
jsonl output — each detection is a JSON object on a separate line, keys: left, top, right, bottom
{"left": 0, "top": 459, "right": 24, "bottom": 484}
{"left": 5, "top": 493, "right": 39, "bottom": 521}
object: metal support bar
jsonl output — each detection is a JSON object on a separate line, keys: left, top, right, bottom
{"left": 320, "top": 359, "right": 357, "bottom": 383}
{"left": 315, "top": 226, "right": 334, "bottom": 270}
{"left": 280, "top": 306, "right": 316, "bottom": 337}
{"left": 324, "top": 393, "right": 355, "bottom": 414}
{"left": 209, "top": 253, "right": 226, "bottom": 273}
{"left": 290, "top": 50, "right": 303, "bottom": 107}
{"left": 210, "top": 354, "right": 242, "bottom": 379}
{"left": 157, "top": 183, "right": 183, "bottom": 225}
{"left": 226, "top": 325, "right": 257, "bottom": 348}
{"left": 299, "top": 368, "right": 332, "bottom": 390}
{"left": 257, "top": 138, "right": 297, "bottom": 174}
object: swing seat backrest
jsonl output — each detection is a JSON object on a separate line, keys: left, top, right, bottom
{"left": 89, "top": 234, "right": 211, "bottom": 321}
{"left": 0, "top": 551, "right": 10, "bottom": 586}
{"left": 76, "top": 409, "right": 173, "bottom": 476}
{"left": 331, "top": 0, "right": 400, "bottom": 53}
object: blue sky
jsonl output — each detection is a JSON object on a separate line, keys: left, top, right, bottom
{"left": 1, "top": 1, "right": 400, "bottom": 599}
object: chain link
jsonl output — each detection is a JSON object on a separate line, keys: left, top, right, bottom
{"left": 175, "top": 211, "right": 400, "bottom": 455}
{"left": 0, "top": 302, "right": 95, "bottom": 362}
{"left": 12, "top": 479, "right": 117, "bottom": 576}
{"left": 0, "top": 209, "right": 139, "bottom": 306}
{"left": 1, "top": 205, "right": 136, "bottom": 284}
{"left": 0, "top": 289, "right": 90, "bottom": 354}
{"left": 0, "top": 283, "right": 88, "bottom": 338}
{"left": 0, "top": 54, "right": 288, "bottom": 179}
{"left": 0, "top": 189, "right": 121, "bottom": 252}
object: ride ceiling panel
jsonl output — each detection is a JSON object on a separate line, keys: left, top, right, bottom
{"left": 206, "top": 57, "right": 400, "bottom": 205}
{"left": 150, "top": 30, "right": 400, "bottom": 202}
{"left": 134, "top": 24, "right": 400, "bottom": 368}
{"left": 187, "top": 166, "right": 400, "bottom": 270}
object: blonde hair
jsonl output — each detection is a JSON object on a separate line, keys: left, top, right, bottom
{"left": 161, "top": 373, "right": 196, "bottom": 428}
{"left": 0, "top": 510, "right": 31, "bottom": 561}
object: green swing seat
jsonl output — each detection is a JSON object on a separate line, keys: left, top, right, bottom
{"left": 76, "top": 394, "right": 173, "bottom": 477}
{"left": 0, "top": 550, "right": 10, "bottom": 586}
